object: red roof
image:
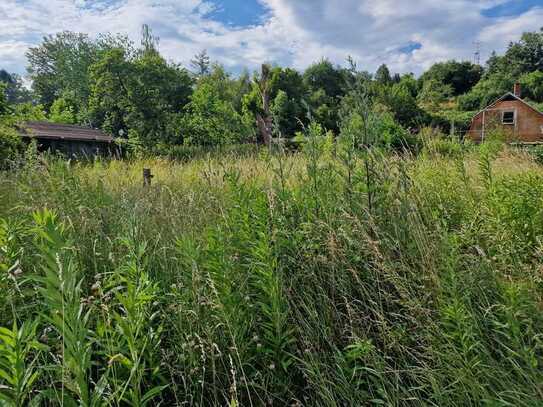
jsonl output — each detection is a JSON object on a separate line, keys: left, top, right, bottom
{"left": 19, "top": 121, "right": 114, "bottom": 143}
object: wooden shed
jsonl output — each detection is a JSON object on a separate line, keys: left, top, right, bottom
{"left": 19, "top": 121, "right": 115, "bottom": 158}
{"left": 467, "top": 84, "right": 543, "bottom": 143}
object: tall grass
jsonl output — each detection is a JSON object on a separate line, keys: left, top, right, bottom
{"left": 1, "top": 138, "right": 543, "bottom": 405}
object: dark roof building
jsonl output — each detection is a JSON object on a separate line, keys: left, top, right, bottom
{"left": 467, "top": 84, "right": 543, "bottom": 144}
{"left": 19, "top": 121, "right": 115, "bottom": 158}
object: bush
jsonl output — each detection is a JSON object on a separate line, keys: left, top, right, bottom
{"left": 528, "top": 145, "right": 543, "bottom": 165}
{"left": 0, "top": 125, "right": 23, "bottom": 169}
{"left": 339, "top": 108, "right": 419, "bottom": 153}
{"left": 423, "top": 137, "right": 463, "bottom": 158}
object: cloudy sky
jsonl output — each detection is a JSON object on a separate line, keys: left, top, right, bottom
{"left": 1, "top": 0, "right": 542, "bottom": 76}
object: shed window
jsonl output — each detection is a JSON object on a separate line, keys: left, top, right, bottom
{"left": 502, "top": 111, "right": 515, "bottom": 125}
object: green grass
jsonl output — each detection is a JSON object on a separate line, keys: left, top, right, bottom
{"left": 1, "top": 142, "right": 543, "bottom": 405}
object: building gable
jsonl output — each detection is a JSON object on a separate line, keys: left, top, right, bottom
{"left": 467, "top": 93, "right": 543, "bottom": 143}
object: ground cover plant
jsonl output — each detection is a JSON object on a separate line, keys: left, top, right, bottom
{"left": 1, "top": 134, "right": 543, "bottom": 406}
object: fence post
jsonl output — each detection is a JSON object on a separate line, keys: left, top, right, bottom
{"left": 143, "top": 168, "right": 153, "bottom": 186}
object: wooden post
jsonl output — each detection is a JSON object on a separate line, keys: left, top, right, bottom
{"left": 143, "top": 168, "right": 153, "bottom": 186}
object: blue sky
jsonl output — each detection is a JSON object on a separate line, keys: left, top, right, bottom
{"left": 0, "top": 0, "right": 542, "bottom": 76}
{"left": 482, "top": 0, "right": 542, "bottom": 17}
{"left": 206, "top": 0, "right": 268, "bottom": 27}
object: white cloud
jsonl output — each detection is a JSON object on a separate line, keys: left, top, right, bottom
{"left": 479, "top": 6, "right": 543, "bottom": 51}
{"left": 0, "top": 0, "right": 541, "bottom": 77}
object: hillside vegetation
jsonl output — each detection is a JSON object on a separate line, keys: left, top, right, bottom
{"left": 1, "top": 27, "right": 543, "bottom": 162}
{"left": 2, "top": 137, "right": 543, "bottom": 405}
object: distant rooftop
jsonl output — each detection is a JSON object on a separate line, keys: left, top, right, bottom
{"left": 19, "top": 121, "right": 114, "bottom": 143}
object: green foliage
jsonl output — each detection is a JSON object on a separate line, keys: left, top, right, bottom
{"left": 303, "top": 59, "right": 347, "bottom": 132}
{"left": 100, "top": 238, "right": 166, "bottom": 406}
{"left": 374, "top": 64, "right": 392, "bottom": 85}
{"left": 519, "top": 70, "right": 543, "bottom": 102}
{"left": 488, "top": 28, "right": 543, "bottom": 77}
{"left": 303, "top": 59, "right": 345, "bottom": 100}
{"left": 26, "top": 32, "right": 99, "bottom": 111}
{"left": 270, "top": 89, "right": 305, "bottom": 137}
{"left": 0, "top": 82, "right": 9, "bottom": 115}
{"left": 528, "top": 145, "right": 543, "bottom": 165}
{"left": 0, "top": 125, "right": 23, "bottom": 169}
{"left": 375, "top": 81, "right": 427, "bottom": 127}
{"left": 417, "top": 79, "right": 454, "bottom": 111}
{"left": 0, "top": 320, "right": 47, "bottom": 406}
{"left": 423, "top": 134, "right": 463, "bottom": 158}
{"left": 32, "top": 209, "right": 98, "bottom": 406}
{"left": 49, "top": 96, "right": 77, "bottom": 124}
{"left": 182, "top": 67, "right": 253, "bottom": 146}
{"left": 0, "top": 70, "right": 32, "bottom": 105}
{"left": 9, "top": 103, "right": 47, "bottom": 124}
{"left": 420, "top": 60, "right": 483, "bottom": 95}
{"left": 2, "top": 144, "right": 543, "bottom": 404}
{"left": 268, "top": 68, "right": 307, "bottom": 136}
{"left": 89, "top": 44, "right": 193, "bottom": 145}
{"left": 458, "top": 72, "right": 515, "bottom": 111}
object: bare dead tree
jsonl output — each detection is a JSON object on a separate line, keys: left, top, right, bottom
{"left": 256, "top": 64, "right": 272, "bottom": 146}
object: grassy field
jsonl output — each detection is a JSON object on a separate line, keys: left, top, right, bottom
{"left": 1, "top": 140, "right": 543, "bottom": 406}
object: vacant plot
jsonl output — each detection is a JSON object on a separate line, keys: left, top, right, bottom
{"left": 1, "top": 143, "right": 543, "bottom": 405}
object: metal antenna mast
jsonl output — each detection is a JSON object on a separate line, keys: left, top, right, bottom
{"left": 473, "top": 41, "right": 481, "bottom": 65}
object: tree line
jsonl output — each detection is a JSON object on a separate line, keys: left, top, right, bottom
{"left": 1, "top": 25, "right": 543, "bottom": 153}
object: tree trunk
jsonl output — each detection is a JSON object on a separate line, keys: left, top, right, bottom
{"left": 257, "top": 64, "right": 272, "bottom": 146}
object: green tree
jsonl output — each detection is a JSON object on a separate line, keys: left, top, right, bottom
{"left": 190, "top": 50, "right": 211, "bottom": 78}
{"left": 88, "top": 48, "right": 134, "bottom": 136}
{"left": 303, "top": 59, "right": 346, "bottom": 132}
{"left": 458, "top": 72, "right": 515, "bottom": 111}
{"left": 485, "top": 28, "right": 543, "bottom": 78}
{"left": 26, "top": 32, "right": 99, "bottom": 111}
{"left": 243, "top": 66, "right": 307, "bottom": 138}
{"left": 398, "top": 73, "right": 419, "bottom": 98}
{"left": 0, "top": 70, "right": 32, "bottom": 104}
{"left": 49, "top": 97, "right": 77, "bottom": 124}
{"left": 418, "top": 79, "right": 454, "bottom": 111}
{"left": 375, "top": 82, "right": 426, "bottom": 128}
{"left": 89, "top": 36, "right": 192, "bottom": 145}
{"left": 11, "top": 103, "right": 47, "bottom": 123}
{"left": 303, "top": 59, "right": 345, "bottom": 99}
{"left": 182, "top": 65, "right": 253, "bottom": 146}
{"left": 420, "top": 61, "right": 483, "bottom": 95}
{"left": 504, "top": 28, "right": 543, "bottom": 76}
{"left": 270, "top": 89, "right": 304, "bottom": 137}
{"left": 375, "top": 64, "right": 392, "bottom": 85}
{"left": 0, "top": 82, "right": 8, "bottom": 116}
{"left": 519, "top": 70, "right": 543, "bottom": 102}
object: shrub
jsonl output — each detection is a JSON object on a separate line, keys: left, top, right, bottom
{"left": 423, "top": 137, "right": 463, "bottom": 158}
{"left": 528, "top": 145, "right": 543, "bottom": 165}
{"left": 0, "top": 125, "right": 23, "bottom": 169}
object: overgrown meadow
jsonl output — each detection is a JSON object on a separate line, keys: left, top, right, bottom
{"left": 1, "top": 135, "right": 543, "bottom": 406}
